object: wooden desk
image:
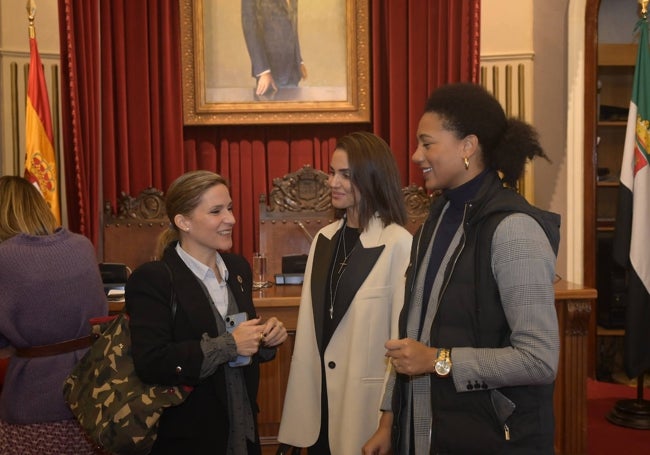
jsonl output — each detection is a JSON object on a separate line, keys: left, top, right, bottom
{"left": 108, "top": 285, "right": 303, "bottom": 319}
{"left": 253, "top": 285, "right": 301, "bottom": 454}
{"left": 254, "top": 285, "right": 302, "bottom": 329}
{"left": 111, "top": 281, "right": 596, "bottom": 455}
{"left": 255, "top": 281, "right": 596, "bottom": 455}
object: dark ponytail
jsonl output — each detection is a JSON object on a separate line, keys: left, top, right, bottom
{"left": 424, "top": 83, "right": 549, "bottom": 187}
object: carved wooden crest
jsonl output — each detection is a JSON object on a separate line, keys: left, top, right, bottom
{"left": 265, "top": 165, "right": 331, "bottom": 212}
{"left": 402, "top": 183, "right": 433, "bottom": 219}
{"left": 105, "top": 187, "right": 167, "bottom": 221}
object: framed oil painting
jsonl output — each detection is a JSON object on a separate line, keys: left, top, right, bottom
{"left": 180, "top": 0, "right": 370, "bottom": 125}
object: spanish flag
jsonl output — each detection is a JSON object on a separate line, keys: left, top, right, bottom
{"left": 612, "top": 17, "right": 650, "bottom": 379}
{"left": 25, "top": 17, "right": 60, "bottom": 224}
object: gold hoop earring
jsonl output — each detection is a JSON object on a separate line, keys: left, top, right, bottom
{"left": 463, "top": 157, "right": 470, "bottom": 170}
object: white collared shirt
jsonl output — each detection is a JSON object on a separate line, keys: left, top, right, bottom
{"left": 175, "top": 243, "right": 229, "bottom": 318}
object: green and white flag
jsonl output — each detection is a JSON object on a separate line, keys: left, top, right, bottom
{"left": 613, "top": 18, "right": 650, "bottom": 379}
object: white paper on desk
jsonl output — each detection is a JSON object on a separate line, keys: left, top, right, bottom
{"left": 107, "top": 288, "right": 125, "bottom": 297}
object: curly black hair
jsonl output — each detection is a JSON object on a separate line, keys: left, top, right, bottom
{"left": 424, "top": 83, "right": 548, "bottom": 187}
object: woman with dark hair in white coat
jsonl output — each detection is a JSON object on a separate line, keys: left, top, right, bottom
{"left": 278, "top": 131, "right": 412, "bottom": 454}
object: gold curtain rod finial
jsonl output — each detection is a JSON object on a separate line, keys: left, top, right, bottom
{"left": 26, "top": 0, "right": 36, "bottom": 37}
{"left": 26, "top": 0, "right": 36, "bottom": 21}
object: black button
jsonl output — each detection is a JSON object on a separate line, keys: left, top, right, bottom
{"left": 481, "top": 382, "right": 488, "bottom": 389}
{"left": 466, "top": 381, "right": 473, "bottom": 390}
{"left": 328, "top": 361, "right": 336, "bottom": 369}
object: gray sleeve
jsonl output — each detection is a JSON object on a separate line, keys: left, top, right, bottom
{"left": 198, "top": 332, "right": 238, "bottom": 378}
{"left": 451, "top": 213, "right": 560, "bottom": 391}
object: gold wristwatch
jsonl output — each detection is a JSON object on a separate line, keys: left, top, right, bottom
{"left": 434, "top": 348, "right": 452, "bottom": 377}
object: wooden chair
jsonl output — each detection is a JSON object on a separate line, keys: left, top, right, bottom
{"left": 259, "top": 165, "right": 435, "bottom": 281}
{"left": 103, "top": 187, "right": 168, "bottom": 272}
{"left": 102, "top": 171, "right": 433, "bottom": 277}
{"left": 259, "top": 165, "right": 335, "bottom": 280}
{"left": 402, "top": 183, "right": 434, "bottom": 235}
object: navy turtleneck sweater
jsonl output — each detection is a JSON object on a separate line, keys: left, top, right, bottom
{"left": 419, "top": 169, "right": 491, "bottom": 334}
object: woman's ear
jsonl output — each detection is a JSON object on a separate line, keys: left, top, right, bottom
{"left": 463, "top": 134, "right": 479, "bottom": 156}
{"left": 174, "top": 214, "right": 190, "bottom": 232}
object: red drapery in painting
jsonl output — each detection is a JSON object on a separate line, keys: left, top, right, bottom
{"left": 58, "top": 0, "right": 480, "bottom": 259}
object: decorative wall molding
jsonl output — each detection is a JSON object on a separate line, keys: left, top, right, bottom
{"left": 480, "top": 51, "right": 535, "bottom": 62}
{"left": 480, "top": 53, "right": 535, "bottom": 202}
{"left": 1, "top": 49, "right": 60, "bottom": 59}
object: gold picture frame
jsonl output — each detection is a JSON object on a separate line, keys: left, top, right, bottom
{"left": 180, "top": 0, "right": 371, "bottom": 125}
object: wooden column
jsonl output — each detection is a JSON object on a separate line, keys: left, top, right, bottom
{"left": 553, "top": 281, "right": 596, "bottom": 454}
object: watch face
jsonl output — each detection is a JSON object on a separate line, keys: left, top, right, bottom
{"left": 435, "top": 359, "right": 451, "bottom": 376}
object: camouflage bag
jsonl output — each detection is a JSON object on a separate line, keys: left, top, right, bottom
{"left": 63, "top": 313, "right": 192, "bottom": 455}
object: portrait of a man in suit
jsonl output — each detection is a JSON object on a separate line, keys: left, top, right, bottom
{"left": 241, "top": 0, "right": 308, "bottom": 97}
{"left": 184, "top": 0, "right": 372, "bottom": 123}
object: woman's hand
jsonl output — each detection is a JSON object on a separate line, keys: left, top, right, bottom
{"left": 385, "top": 338, "right": 436, "bottom": 376}
{"left": 231, "top": 318, "right": 264, "bottom": 356}
{"left": 362, "top": 411, "right": 393, "bottom": 455}
{"left": 260, "top": 317, "right": 288, "bottom": 347}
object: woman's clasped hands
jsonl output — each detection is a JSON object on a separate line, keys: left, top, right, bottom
{"left": 231, "top": 317, "right": 288, "bottom": 356}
